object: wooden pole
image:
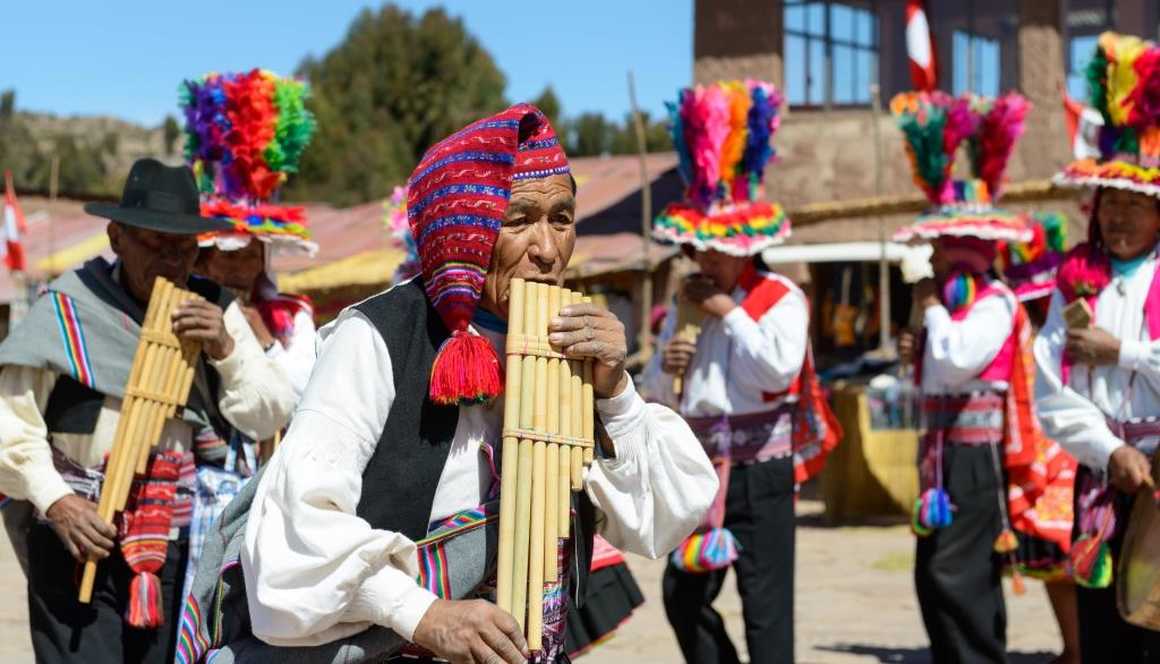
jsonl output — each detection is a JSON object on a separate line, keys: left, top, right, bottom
{"left": 627, "top": 70, "right": 654, "bottom": 366}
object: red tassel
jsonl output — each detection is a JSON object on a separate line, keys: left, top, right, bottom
{"left": 1011, "top": 569, "right": 1026, "bottom": 596}
{"left": 125, "top": 571, "right": 164, "bottom": 628}
{"left": 429, "top": 330, "right": 503, "bottom": 406}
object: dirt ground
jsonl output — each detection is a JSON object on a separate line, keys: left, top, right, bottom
{"left": 0, "top": 500, "right": 1062, "bottom": 663}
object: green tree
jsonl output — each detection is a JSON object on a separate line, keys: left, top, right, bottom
{"left": 288, "top": 5, "right": 508, "bottom": 205}
{"left": 569, "top": 112, "right": 613, "bottom": 157}
{"left": 162, "top": 115, "right": 181, "bottom": 157}
{"left": 532, "top": 86, "right": 562, "bottom": 127}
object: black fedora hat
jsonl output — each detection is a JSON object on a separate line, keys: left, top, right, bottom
{"left": 84, "top": 158, "right": 234, "bottom": 235}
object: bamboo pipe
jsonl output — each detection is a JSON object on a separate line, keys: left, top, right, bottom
{"left": 526, "top": 284, "right": 551, "bottom": 651}
{"left": 543, "top": 286, "right": 561, "bottom": 578}
{"left": 510, "top": 281, "right": 539, "bottom": 630}
{"left": 569, "top": 292, "right": 584, "bottom": 490}
{"left": 558, "top": 301, "right": 574, "bottom": 539}
{"left": 581, "top": 296, "right": 596, "bottom": 468}
{"left": 497, "top": 279, "right": 525, "bottom": 614}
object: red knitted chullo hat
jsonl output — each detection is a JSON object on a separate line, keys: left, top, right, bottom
{"left": 407, "top": 103, "right": 570, "bottom": 406}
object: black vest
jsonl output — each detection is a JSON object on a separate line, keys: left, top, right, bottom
{"left": 354, "top": 280, "right": 594, "bottom": 603}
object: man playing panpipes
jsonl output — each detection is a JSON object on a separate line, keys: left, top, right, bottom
{"left": 175, "top": 104, "right": 717, "bottom": 664}
{"left": 644, "top": 80, "right": 838, "bottom": 664}
{"left": 0, "top": 158, "right": 296, "bottom": 664}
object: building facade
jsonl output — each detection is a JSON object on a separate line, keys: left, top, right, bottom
{"left": 694, "top": 0, "right": 1159, "bottom": 234}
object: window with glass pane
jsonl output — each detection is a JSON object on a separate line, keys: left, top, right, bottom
{"left": 952, "top": 30, "right": 1000, "bottom": 96}
{"left": 1065, "top": 0, "right": 1113, "bottom": 100}
{"left": 784, "top": 1, "right": 879, "bottom": 107}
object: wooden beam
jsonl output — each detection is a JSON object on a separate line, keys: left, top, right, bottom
{"left": 787, "top": 179, "right": 1080, "bottom": 226}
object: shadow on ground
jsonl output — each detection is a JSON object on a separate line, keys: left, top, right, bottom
{"left": 813, "top": 644, "right": 1056, "bottom": 663}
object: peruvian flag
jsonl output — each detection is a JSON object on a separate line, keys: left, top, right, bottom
{"left": 906, "top": 0, "right": 937, "bottom": 91}
{"left": 2, "top": 170, "right": 27, "bottom": 272}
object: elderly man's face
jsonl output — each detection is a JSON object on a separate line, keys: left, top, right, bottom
{"left": 107, "top": 223, "right": 199, "bottom": 303}
{"left": 481, "top": 174, "right": 576, "bottom": 318}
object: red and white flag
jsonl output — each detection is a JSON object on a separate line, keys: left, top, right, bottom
{"left": 906, "top": 0, "right": 937, "bottom": 91}
{"left": 2, "top": 170, "right": 28, "bottom": 272}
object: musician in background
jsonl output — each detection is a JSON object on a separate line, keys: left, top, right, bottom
{"left": 195, "top": 241, "right": 316, "bottom": 400}
{"left": 644, "top": 80, "right": 837, "bottom": 664}
{"left": 177, "top": 104, "right": 715, "bottom": 664}
{"left": 0, "top": 159, "right": 295, "bottom": 664}
{"left": 1035, "top": 30, "right": 1160, "bottom": 662}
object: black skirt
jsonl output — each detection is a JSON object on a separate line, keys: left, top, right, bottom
{"left": 565, "top": 562, "right": 644, "bottom": 658}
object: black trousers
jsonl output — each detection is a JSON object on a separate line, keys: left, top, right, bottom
{"left": 914, "top": 444, "right": 1007, "bottom": 664}
{"left": 663, "top": 456, "right": 795, "bottom": 664}
{"left": 1072, "top": 467, "right": 1160, "bottom": 663}
{"left": 26, "top": 524, "right": 189, "bottom": 664}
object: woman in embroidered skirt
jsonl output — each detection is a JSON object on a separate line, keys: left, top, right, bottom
{"left": 1035, "top": 31, "right": 1160, "bottom": 662}
{"left": 892, "top": 90, "right": 1075, "bottom": 663}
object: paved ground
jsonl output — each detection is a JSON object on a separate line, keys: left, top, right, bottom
{"left": 0, "top": 500, "right": 1062, "bottom": 663}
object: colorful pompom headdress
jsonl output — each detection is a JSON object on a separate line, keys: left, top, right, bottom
{"left": 180, "top": 69, "right": 318, "bottom": 255}
{"left": 892, "top": 91, "right": 1033, "bottom": 243}
{"left": 408, "top": 103, "right": 570, "bottom": 407}
{"left": 383, "top": 185, "right": 420, "bottom": 284}
{"left": 997, "top": 212, "right": 1069, "bottom": 302}
{"left": 1055, "top": 32, "right": 1160, "bottom": 198}
{"left": 652, "top": 80, "right": 790, "bottom": 257}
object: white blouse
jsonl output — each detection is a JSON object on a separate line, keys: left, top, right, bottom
{"left": 642, "top": 272, "right": 809, "bottom": 417}
{"left": 1034, "top": 249, "right": 1160, "bottom": 472}
{"left": 263, "top": 309, "right": 317, "bottom": 401}
{"left": 242, "top": 304, "right": 717, "bottom": 648}
{"left": 920, "top": 288, "right": 1016, "bottom": 395}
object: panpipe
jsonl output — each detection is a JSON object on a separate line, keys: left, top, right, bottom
{"left": 78, "top": 277, "right": 202, "bottom": 603}
{"left": 497, "top": 278, "right": 596, "bottom": 653}
{"left": 671, "top": 297, "right": 702, "bottom": 399}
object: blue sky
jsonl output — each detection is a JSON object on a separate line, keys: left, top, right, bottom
{"left": 1, "top": 1, "right": 692, "bottom": 127}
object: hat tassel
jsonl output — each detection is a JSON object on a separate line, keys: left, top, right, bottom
{"left": 429, "top": 330, "right": 503, "bottom": 406}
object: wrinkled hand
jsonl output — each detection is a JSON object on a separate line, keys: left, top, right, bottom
{"left": 913, "top": 278, "right": 940, "bottom": 310}
{"left": 412, "top": 599, "right": 528, "bottom": 664}
{"left": 549, "top": 302, "right": 628, "bottom": 398}
{"left": 1109, "top": 446, "right": 1153, "bottom": 494}
{"left": 1066, "top": 327, "right": 1121, "bottom": 367}
{"left": 45, "top": 494, "right": 116, "bottom": 562}
{"left": 661, "top": 338, "right": 697, "bottom": 376}
{"left": 682, "top": 275, "right": 734, "bottom": 318}
{"left": 172, "top": 297, "right": 234, "bottom": 360}
{"left": 240, "top": 304, "right": 276, "bottom": 350}
{"left": 898, "top": 329, "right": 917, "bottom": 365}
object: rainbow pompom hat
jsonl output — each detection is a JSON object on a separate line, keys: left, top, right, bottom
{"left": 997, "top": 212, "right": 1069, "bottom": 302}
{"left": 652, "top": 80, "right": 791, "bottom": 257}
{"left": 891, "top": 91, "right": 1033, "bottom": 244}
{"left": 180, "top": 69, "right": 318, "bottom": 255}
{"left": 1054, "top": 32, "right": 1160, "bottom": 198}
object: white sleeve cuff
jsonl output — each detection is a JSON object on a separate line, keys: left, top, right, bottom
{"left": 595, "top": 376, "right": 647, "bottom": 467}
{"left": 1087, "top": 432, "right": 1126, "bottom": 474}
{"left": 923, "top": 304, "right": 952, "bottom": 330}
{"left": 345, "top": 566, "right": 439, "bottom": 641}
{"left": 1119, "top": 339, "right": 1149, "bottom": 372}
{"left": 27, "top": 469, "right": 75, "bottom": 516}
{"left": 265, "top": 342, "right": 286, "bottom": 359}
{"left": 721, "top": 306, "right": 754, "bottom": 336}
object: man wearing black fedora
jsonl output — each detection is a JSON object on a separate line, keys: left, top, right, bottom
{"left": 0, "top": 158, "right": 296, "bottom": 664}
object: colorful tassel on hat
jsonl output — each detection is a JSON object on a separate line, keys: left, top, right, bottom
{"left": 429, "top": 330, "right": 503, "bottom": 406}
{"left": 126, "top": 570, "right": 164, "bottom": 628}
{"left": 670, "top": 528, "right": 741, "bottom": 573}
{"left": 1071, "top": 534, "right": 1114, "bottom": 589}
{"left": 993, "top": 528, "right": 1019, "bottom": 554}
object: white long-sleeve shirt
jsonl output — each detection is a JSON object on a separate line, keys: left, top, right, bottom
{"left": 263, "top": 309, "right": 317, "bottom": 400}
{"left": 1034, "top": 250, "right": 1160, "bottom": 472}
{"left": 0, "top": 301, "right": 296, "bottom": 516}
{"left": 920, "top": 289, "right": 1016, "bottom": 395}
{"left": 242, "top": 307, "right": 717, "bottom": 647}
{"left": 643, "top": 272, "right": 809, "bottom": 416}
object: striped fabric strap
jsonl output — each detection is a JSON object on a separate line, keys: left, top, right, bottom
{"left": 50, "top": 291, "right": 95, "bottom": 388}
{"left": 415, "top": 505, "right": 496, "bottom": 598}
